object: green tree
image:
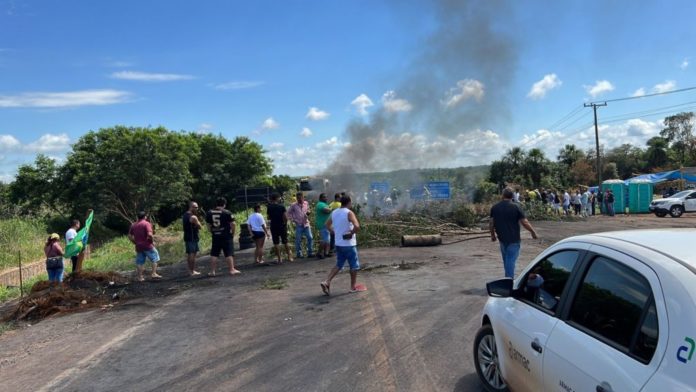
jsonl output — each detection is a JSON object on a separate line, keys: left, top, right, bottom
{"left": 188, "top": 134, "right": 272, "bottom": 209}
{"left": 644, "top": 136, "right": 670, "bottom": 170}
{"left": 8, "top": 154, "right": 62, "bottom": 216}
{"left": 523, "top": 148, "right": 551, "bottom": 188}
{"left": 60, "top": 126, "right": 193, "bottom": 224}
{"left": 602, "top": 162, "right": 619, "bottom": 180}
{"left": 660, "top": 112, "right": 695, "bottom": 165}
{"left": 606, "top": 144, "right": 645, "bottom": 179}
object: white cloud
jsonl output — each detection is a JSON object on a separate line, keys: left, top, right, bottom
{"left": 316, "top": 136, "right": 338, "bottom": 149}
{"left": 0, "top": 89, "right": 132, "bottom": 108}
{"left": 110, "top": 71, "right": 194, "bottom": 82}
{"left": 306, "top": 107, "right": 330, "bottom": 121}
{"left": 300, "top": 127, "right": 313, "bottom": 137}
{"left": 382, "top": 90, "right": 412, "bottom": 113}
{"left": 196, "top": 123, "right": 214, "bottom": 134}
{"left": 106, "top": 60, "right": 134, "bottom": 68}
{"left": 444, "top": 79, "right": 485, "bottom": 107}
{"left": 527, "top": 74, "right": 562, "bottom": 100}
{"left": 351, "top": 94, "right": 373, "bottom": 115}
{"left": 262, "top": 117, "right": 279, "bottom": 130}
{"left": 681, "top": 59, "right": 689, "bottom": 70}
{"left": 269, "top": 142, "right": 284, "bottom": 150}
{"left": 0, "top": 135, "right": 21, "bottom": 151}
{"left": 24, "top": 133, "right": 70, "bottom": 153}
{"left": 583, "top": 80, "right": 614, "bottom": 98}
{"left": 652, "top": 80, "right": 676, "bottom": 93}
{"left": 632, "top": 88, "right": 646, "bottom": 97}
{"left": 212, "top": 81, "right": 264, "bottom": 90}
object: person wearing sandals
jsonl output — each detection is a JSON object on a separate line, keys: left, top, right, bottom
{"left": 247, "top": 204, "right": 270, "bottom": 264}
{"left": 44, "top": 233, "right": 64, "bottom": 286}
{"left": 128, "top": 211, "right": 162, "bottom": 281}
{"left": 320, "top": 195, "right": 365, "bottom": 296}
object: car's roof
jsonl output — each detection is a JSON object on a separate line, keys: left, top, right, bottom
{"left": 563, "top": 229, "right": 696, "bottom": 273}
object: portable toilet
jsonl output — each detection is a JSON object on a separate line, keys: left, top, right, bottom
{"left": 628, "top": 180, "right": 654, "bottom": 213}
{"left": 601, "top": 179, "right": 626, "bottom": 213}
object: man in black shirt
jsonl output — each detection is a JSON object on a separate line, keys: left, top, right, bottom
{"left": 490, "top": 188, "right": 538, "bottom": 278}
{"left": 183, "top": 201, "right": 203, "bottom": 276}
{"left": 267, "top": 193, "right": 293, "bottom": 263}
{"left": 205, "top": 197, "right": 241, "bottom": 276}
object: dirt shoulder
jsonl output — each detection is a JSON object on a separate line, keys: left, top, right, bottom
{"left": 0, "top": 214, "right": 694, "bottom": 392}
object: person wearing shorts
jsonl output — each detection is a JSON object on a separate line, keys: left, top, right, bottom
{"left": 129, "top": 211, "right": 161, "bottom": 281}
{"left": 206, "top": 197, "right": 241, "bottom": 276}
{"left": 183, "top": 201, "right": 203, "bottom": 276}
{"left": 247, "top": 204, "right": 270, "bottom": 264}
{"left": 267, "top": 193, "right": 293, "bottom": 264}
{"left": 320, "top": 195, "right": 364, "bottom": 296}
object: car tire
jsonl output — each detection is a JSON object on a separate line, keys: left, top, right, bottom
{"left": 473, "top": 324, "right": 509, "bottom": 392}
{"left": 655, "top": 212, "right": 667, "bottom": 217}
{"left": 670, "top": 205, "right": 684, "bottom": 218}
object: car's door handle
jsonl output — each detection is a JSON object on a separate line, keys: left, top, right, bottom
{"left": 596, "top": 382, "right": 613, "bottom": 392}
{"left": 531, "top": 340, "right": 543, "bottom": 353}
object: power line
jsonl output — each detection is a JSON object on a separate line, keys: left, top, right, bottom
{"left": 547, "top": 104, "right": 585, "bottom": 130}
{"left": 589, "top": 86, "right": 696, "bottom": 104}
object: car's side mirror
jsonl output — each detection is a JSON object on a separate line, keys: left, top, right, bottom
{"left": 487, "top": 278, "right": 513, "bottom": 297}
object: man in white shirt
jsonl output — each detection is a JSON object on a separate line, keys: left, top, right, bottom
{"left": 320, "top": 195, "right": 365, "bottom": 296}
{"left": 65, "top": 219, "right": 80, "bottom": 273}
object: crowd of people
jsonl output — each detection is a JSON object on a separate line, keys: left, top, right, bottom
{"left": 41, "top": 191, "right": 365, "bottom": 296}
{"left": 517, "top": 187, "right": 617, "bottom": 217}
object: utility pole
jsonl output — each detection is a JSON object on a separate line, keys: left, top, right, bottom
{"left": 585, "top": 102, "right": 607, "bottom": 188}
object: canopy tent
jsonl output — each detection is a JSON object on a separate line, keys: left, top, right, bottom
{"left": 625, "top": 170, "right": 696, "bottom": 184}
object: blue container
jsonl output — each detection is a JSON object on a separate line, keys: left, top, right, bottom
{"left": 628, "top": 181, "right": 653, "bottom": 213}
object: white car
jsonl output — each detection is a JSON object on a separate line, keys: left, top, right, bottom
{"left": 473, "top": 229, "right": 696, "bottom": 392}
{"left": 649, "top": 190, "right": 696, "bottom": 217}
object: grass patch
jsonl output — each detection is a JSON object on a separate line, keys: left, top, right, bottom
{"left": 0, "top": 321, "right": 15, "bottom": 335}
{"left": 260, "top": 278, "right": 287, "bottom": 290}
{"left": 0, "top": 273, "right": 47, "bottom": 303}
{"left": 0, "top": 218, "right": 48, "bottom": 270}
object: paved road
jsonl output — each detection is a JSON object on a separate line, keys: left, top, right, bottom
{"left": 2, "top": 215, "right": 695, "bottom": 392}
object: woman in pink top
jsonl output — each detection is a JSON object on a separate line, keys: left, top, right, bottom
{"left": 44, "top": 233, "right": 65, "bottom": 284}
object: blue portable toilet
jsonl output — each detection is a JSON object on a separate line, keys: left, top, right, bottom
{"left": 628, "top": 180, "right": 653, "bottom": 213}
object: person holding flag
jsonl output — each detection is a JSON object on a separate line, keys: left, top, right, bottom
{"left": 64, "top": 210, "right": 94, "bottom": 274}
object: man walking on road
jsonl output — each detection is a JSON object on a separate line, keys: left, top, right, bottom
{"left": 288, "top": 192, "right": 313, "bottom": 259}
{"left": 321, "top": 195, "right": 364, "bottom": 296}
{"left": 183, "top": 201, "right": 202, "bottom": 276}
{"left": 490, "top": 188, "right": 538, "bottom": 279}
{"left": 206, "top": 197, "right": 241, "bottom": 276}
{"left": 129, "top": 211, "right": 161, "bottom": 281}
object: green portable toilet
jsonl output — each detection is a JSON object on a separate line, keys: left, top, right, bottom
{"left": 628, "top": 180, "right": 654, "bottom": 213}
{"left": 601, "top": 179, "right": 626, "bottom": 213}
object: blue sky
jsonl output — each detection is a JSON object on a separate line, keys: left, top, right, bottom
{"left": 1, "top": 0, "right": 696, "bottom": 182}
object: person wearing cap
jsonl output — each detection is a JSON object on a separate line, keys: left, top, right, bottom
{"left": 44, "top": 233, "right": 64, "bottom": 285}
{"left": 128, "top": 211, "right": 161, "bottom": 281}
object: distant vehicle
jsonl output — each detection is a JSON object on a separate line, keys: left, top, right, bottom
{"left": 649, "top": 190, "right": 696, "bottom": 217}
{"left": 473, "top": 229, "right": 696, "bottom": 392}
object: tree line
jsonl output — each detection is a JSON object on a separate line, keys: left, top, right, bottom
{"left": 2, "top": 126, "right": 296, "bottom": 230}
{"left": 484, "top": 112, "right": 696, "bottom": 192}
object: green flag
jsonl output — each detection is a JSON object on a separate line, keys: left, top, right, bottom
{"left": 65, "top": 211, "right": 94, "bottom": 258}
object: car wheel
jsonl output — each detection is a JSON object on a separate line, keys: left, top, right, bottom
{"left": 655, "top": 212, "right": 667, "bottom": 217}
{"left": 670, "top": 205, "right": 684, "bottom": 218}
{"left": 473, "top": 324, "right": 509, "bottom": 392}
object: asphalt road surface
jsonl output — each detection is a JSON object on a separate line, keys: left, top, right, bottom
{"left": 1, "top": 214, "right": 694, "bottom": 392}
